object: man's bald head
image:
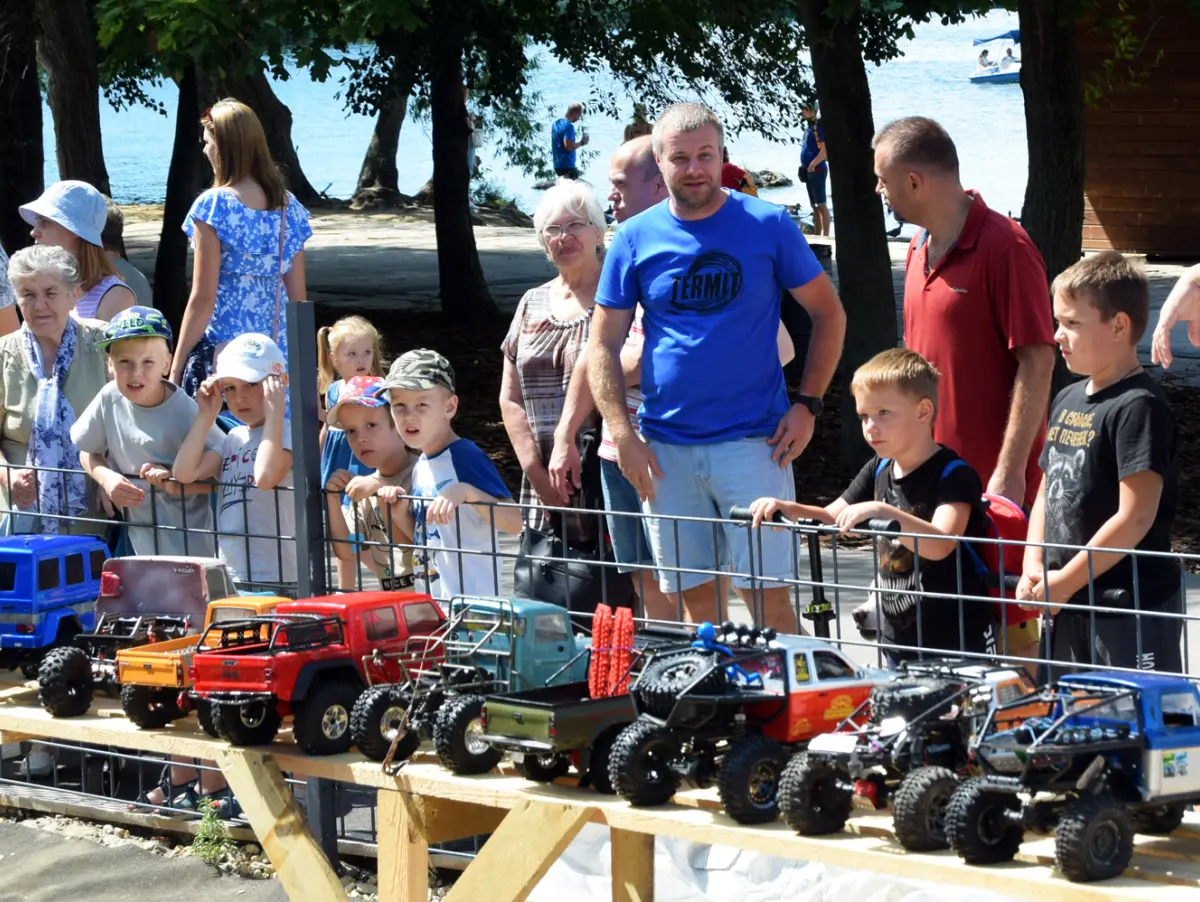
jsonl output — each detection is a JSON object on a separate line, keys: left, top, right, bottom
{"left": 609, "top": 135, "right": 668, "bottom": 222}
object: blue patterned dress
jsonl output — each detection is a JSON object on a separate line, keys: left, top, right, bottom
{"left": 182, "top": 188, "right": 313, "bottom": 362}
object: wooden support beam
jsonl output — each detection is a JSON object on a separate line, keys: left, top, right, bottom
{"left": 377, "top": 790, "right": 429, "bottom": 902}
{"left": 443, "top": 799, "right": 594, "bottom": 902}
{"left": 611, "top": 828, "right": 654, "bottom": 902}
{"left": 216, "top": 747, "right": 347, "bottom": 902}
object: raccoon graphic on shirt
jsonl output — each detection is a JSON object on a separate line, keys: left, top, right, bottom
{"left": 1043, "top": 445, "right": 1086, "bottom": 548}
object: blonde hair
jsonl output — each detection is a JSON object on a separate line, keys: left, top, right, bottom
{"left": 317, "top": 315, "right": 385, "bottom": 395}
{"left": 851, "top": 348, "right": 940, "bottom": 413}
{"left": 202, "top": 99, "right": 288, "bottom": 210}
{"left": 75, "top": 241, "right": 120, "bottom": 292}
{"left": 651, "top": 102, "right": 724, "bottom": 157}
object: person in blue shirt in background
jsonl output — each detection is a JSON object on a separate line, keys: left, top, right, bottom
{"left": 551, "top": 102, "right": 590, "bottom": 180}
{"left": 800, "top": 104, "right": 830, "bottom": 236}
{"left": 588, "top": 102, "right": 846, "bottom": 632}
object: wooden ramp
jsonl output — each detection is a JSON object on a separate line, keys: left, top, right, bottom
{"left": 2, "top": 697, "right": 1199, "bottom": 902}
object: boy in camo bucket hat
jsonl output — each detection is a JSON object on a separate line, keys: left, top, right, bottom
{"left": 71, "top": 306, "right": 224, "bottom": 556}
{"left": 377, "top": 349, "right": 522, "bottom": 598}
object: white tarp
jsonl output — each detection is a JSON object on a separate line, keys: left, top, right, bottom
{"left": 527, "top": 824, "right": 1021, "bottom": 902}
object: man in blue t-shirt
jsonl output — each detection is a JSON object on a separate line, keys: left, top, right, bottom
{"left": 800, "top": 104, "right": 829, "bottom": 236}
{"left": 551, "top": 102, "right": 589, "bottom": 179}
{"left": 588, "top": 102, "right": 847, "bottom": 632}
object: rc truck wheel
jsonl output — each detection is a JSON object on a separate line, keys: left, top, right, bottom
{"left": 718, "top": 734, "right": 786, "bottom": 825}
{"left": 945, "top": 778, "right": 1024, "bottom": 865}
{"left": 20, "top": 661, "right": 40, "bottom": 680}
{"left": 195, "top": 699, "right": 219, "bottom": 738}
{"left": 514, "top": 754, "right": 571, "bottom": 783}
{"left": 777, "top": 754, "right": 852, "bottom": 835}
{"left": 434, "top": 695, "right": 502, "bottom": 775}
{"left": 212, "top": 700, "right": 282, "bottom": 746}
{"left": 608, "top": 721, "right": 680, "bottom": 807}
{"left": 585, "top": 728, "right": 620, "bottom": 795}
{"left": 869, "top": 677, "right": 962, "bottom": 725}
{"left": 1055, "top": 792, "right": 1134, "bottom": 883}
{"left": 635, "top": 651, "right": 724, "bottom": 718}
{"left": 293, "top": 680, "right": 360, "bottom": 755}
{"left": 351, "top": 684, "right": 417, "bottom": 762}
{"left": 1132, "top": 802, "right": 1186, "bottom": 835}
{"left": 37, "top": 646, "right": 94, "bottom": 718}
{"left": 120, "top": 684, "right": 183, "bottom": 729}
{"left": 892, "top": 766, "right": 958, "bottom": 851}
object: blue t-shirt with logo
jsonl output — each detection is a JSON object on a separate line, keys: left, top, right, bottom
{"left": 551, "top": 118, "right": 576, "bottom": 170}
{"left": 596, "top": 191, "right": 824, "bottom": 445}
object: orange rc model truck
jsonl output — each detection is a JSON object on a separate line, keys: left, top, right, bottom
{"left": 116, "top": 594, "right": 286, "bottom": 732}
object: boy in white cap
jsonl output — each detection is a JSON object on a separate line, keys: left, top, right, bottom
{"left": 174, "top": 333, "right": 295, "bottom": 588}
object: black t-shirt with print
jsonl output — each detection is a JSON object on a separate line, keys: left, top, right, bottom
{"left": 1040, "top": 372, "right": 1178, "bottom": 611}
{"left": 842, "top": 447, "right": 992, "bottom": 656}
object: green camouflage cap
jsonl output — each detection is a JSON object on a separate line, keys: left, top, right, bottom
{"left": 383, "top": 349, "right": 455, "bottom": 393}
{"left": 98, "top": 306, "right": 174, "bottom": 349}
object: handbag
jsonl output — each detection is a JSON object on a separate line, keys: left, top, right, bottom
{"left": 513, "top": 428, "right": 634, "bottom": 623}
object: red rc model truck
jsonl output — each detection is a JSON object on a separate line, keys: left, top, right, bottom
{"left": 190, "top": 592, "right": 445, "bottom": 754}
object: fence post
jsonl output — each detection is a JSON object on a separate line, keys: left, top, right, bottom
{"left": 286, "top": 301, "right": 340, "bottom": 870}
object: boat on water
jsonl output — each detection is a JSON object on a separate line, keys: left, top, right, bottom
{"left": 969, "top": 29, "right": 1021, "bottom": 85}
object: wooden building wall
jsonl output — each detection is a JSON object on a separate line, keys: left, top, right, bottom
{"left": 1079, "top": 7, "right": 1200, "bottom": 257}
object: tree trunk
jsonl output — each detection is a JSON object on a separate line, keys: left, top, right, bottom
{"left": 219, "top": 72, "right": 320, "bottom": 205}
{"left": 0, "top": 0, "right": 44, "bottom": 254}
{"left": 1018, "top": 0, "right": 1085, "bottom": 285}
{"left": 798, "top": 0, "right": 897, "bottom": 472}
{"left": 35, "top": 0, "right": 111, "bottom": 196}
{"left": 154, "top": 65, "right": 210, "bottom": 327}
{"left": 354, "top": 73, "right": 412, "bottom": 198}
{"left": 429, "top": 6, "right": 496, "bottom": 318}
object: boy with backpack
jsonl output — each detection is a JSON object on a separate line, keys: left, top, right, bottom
{"left": 1018, "top": 252, "right": 1180, "bottom": 672}
{"left": 749, "top": 348, "right": 996, "bottom": 665}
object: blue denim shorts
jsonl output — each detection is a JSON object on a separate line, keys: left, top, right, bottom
{"left": 600, "top": 458, "right": 656, "bottom": 573}
{"left": 806, "top": 168, "right": 828, "bottom": 206}
{"left": 642, "top": 436, "right": 797, "bottom": 593}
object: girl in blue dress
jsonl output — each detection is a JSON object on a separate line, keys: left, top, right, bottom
{"left": 318, "top": 315, "right": 385, "bottom": 588}
{"left": 171, "top": 98, "right": 313, "bottom": 394}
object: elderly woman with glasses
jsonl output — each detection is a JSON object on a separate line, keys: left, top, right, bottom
{"left": 0, "top": 246, "right": 109, "bottom": 535}
{"left": 500, "top": 181, "right": 608, "bottom": 543}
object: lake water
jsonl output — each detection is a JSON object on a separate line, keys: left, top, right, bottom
{"left": 46, "top": 10, "right": 1025, "bottom": 227}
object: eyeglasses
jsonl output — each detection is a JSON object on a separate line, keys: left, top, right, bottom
{"left": 542, "top": 221, "right": 590, "bottom": 240}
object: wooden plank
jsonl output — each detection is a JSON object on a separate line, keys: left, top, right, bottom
{"left": 215, "top": 747, "right": 347, "bottom": 902}
{"left": 443, "top": 799, "right": 594, "bottom": 902}
{"left": 610, "top": 828, "right": 654, "bottom": 902}
{"left": 377, "top": 791, "right": 428, "bottom": 902}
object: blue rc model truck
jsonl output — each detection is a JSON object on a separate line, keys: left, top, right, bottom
{"left": 947, "top": 672, "right": 1200, "bottom": 882}
{"left": 0, "top": 536, "right": 107, "bottom": 679}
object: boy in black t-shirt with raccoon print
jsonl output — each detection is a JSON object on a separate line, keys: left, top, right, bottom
{"left": 1018, "top": 251, "right": 1179, "bottom": 673}
{"left": 750, "top": 348, "right": 994, "bottom": 666}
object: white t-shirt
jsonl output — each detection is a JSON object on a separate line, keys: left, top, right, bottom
{"left": 215, "top": 422, "right": 296, "bottom": 586}
{"left": 410, "top": 438, "right": 511, "bottom": 600}
{"left": 71, "top": 381, "right": 223, "bottom": 556}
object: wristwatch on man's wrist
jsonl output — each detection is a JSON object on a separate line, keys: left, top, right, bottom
{"left": 795, "top": 394, "right": 824, "bottom": 417}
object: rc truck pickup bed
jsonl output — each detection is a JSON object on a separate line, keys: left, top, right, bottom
{"left": 116, "top": 595, "right": 286, "bottom": 731}
{"left": 947, "top": 671, "right": 1200, "bottom": 883}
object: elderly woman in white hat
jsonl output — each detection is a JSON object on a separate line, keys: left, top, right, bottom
{"left": 20, "top": 180, "right": 135, "bottom": 322}
{"left": 0, "top": 246, "right": 109, "bottom": 535}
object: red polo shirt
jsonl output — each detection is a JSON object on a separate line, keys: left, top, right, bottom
{"left": 721, "top": 162, "right": 748, "bottom": 191}
{"left": 903, "top": 192, "right": 1054, "bottom": 509}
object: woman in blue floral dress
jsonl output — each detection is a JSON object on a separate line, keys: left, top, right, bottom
{"left": 170, "top": 99, "right": 313, "bottom": 393}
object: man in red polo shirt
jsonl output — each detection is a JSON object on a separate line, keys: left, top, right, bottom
{"left": 872, "top": 117, "right": 1054, "bottom": 509}
{"left": 872, "top": 117, "right": 1055, "bottom": 664}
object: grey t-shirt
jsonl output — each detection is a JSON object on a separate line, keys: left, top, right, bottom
{"left": 71, "top": 381, "right": 223, "bottom": 556}
{"left": 215, "top": 422, "right": 296, "bottom": 587}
